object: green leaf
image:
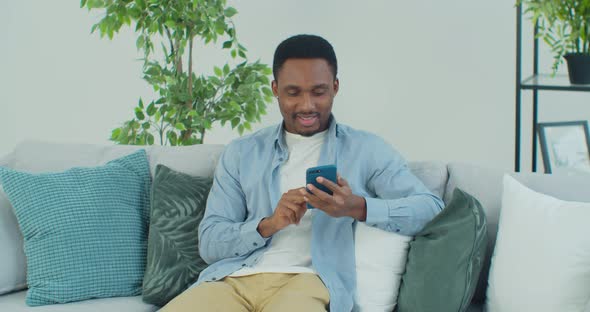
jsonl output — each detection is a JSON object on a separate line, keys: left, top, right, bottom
{"left": 224, "top": 7, "right": 238, "bottom": 18}
{"left": 165, "top": 20, "right": 177, "bottom": 28}
{"left": 231, "top": 118, "right": 240, "bottom": 129}
{"left": 135, "top": 108, "right": 145, "bottom": 120}
{"left": 80, "top": 0, "right": 88, "bottom": 8}
{"left": 238, "top": 124, "right": 244, "bottom": 135}
{"left": 223, "top": 64, "right": 230, "bottom": 75}
{"left": 231, "top": 49, "right": 237, "bottom": 58}
{"left": 142, "top": 122, "right": 150, "bottom": 130}
{"left": 214, "top": 66, "right": 223, "bottom": 77}
{"left": 136, "top": 35, "right": 145, "bottom": 50}
{"left": 138, "top": 98, "right": 144, "bottom": 108}
{"left": 86, "top": 0, "right": 105, "bottom": 9}
{"left": 215, "top": 20, "right": 226, "bottom": 35}
{"left": 175, "top": 122, "right": 187, "bottom": 131}
{"left": 262, "top": 87, "right": 273, "bottom": 97}
{"left": 147, "top": 133, "right": 154, "bottom": 145}
{"left": 238, "top": 50, "right": 246, "bottom": 58}
{"left": 222, "top": 41, "right": 232, "bottom": 49}
{"left": 111, "top": 128, "right": 122, "bottom": 140}
{"left": 146, "top": 103, "right": 156, "bottom": 116}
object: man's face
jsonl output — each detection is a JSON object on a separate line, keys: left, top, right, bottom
{"left": 272, "top": 58, "right": 339, "bottom": 136}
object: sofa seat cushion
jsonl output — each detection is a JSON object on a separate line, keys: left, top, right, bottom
{"left": 0, "top": 291, "right": 157, "bottom": 312}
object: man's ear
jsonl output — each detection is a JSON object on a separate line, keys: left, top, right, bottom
{"left": 272, "top": 80, "right": 279, "bottom": 97}
{"left": 333, "top": 79, "right": 339, "bottom": 95}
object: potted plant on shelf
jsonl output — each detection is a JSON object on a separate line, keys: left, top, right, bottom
{"left": 518, "top": 0, "right": 590, "bottom": 84}
{"left": 81, "top": 0, "right": 273, "bottom": 145}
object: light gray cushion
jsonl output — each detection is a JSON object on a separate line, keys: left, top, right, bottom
{"left": 0, "top": 291, "right": 157, "bottom": 312}
{"left": 444, "top": 162, "right": 590, "bottom": 303}
{"left": 408, "top": 161, "right": 448, "bottom": 199}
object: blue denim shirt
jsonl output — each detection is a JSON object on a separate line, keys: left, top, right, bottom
{"left": 194, "top": 117, "right": 444, "bottom": 312}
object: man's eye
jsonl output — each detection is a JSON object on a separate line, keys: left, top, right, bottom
{"left": 312, "top": 89, "right": 327, "bottom": 96}
{"left": 287, "top": 91, "right": 299, "bottom": 96}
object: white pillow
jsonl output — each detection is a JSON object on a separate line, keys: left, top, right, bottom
{"left": 485, "top": 175, "right": 590, "bottom": 312}
{"left": 354, "top": 222, "right": 412, "bottom": 312}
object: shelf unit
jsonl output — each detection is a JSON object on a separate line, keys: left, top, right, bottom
{"left": 515, "top": 5, "right": 590, "bottom": 172}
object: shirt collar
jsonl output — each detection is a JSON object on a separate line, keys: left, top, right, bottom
{"left": 274, "top": 114, "right": 338, "bottom": 153}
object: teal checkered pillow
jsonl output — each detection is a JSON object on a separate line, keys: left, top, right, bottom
{"left": 0, "top": 150, "right": 151, "bottom": 306}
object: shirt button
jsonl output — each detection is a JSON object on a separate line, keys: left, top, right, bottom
{"left": 234, "top": 252, "right": 239, "bottom": 256}
{"left": 395, "top": 229, "right": 400, "bottom": 232}
{"left": 212, "top": 277, "right": 217, "bottom": 281}
{"left": 253, "top": 242, "right": 258, "bottom": 246}
{"left": 371, "top": 224, "right": 377, "bottom": 227}
{"left": 242, "top": 263, "right": 246, "bottom": 267}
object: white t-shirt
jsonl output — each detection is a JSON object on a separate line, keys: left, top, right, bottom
{"left": 230, "top": 129, "right": 326, "bottom": 277}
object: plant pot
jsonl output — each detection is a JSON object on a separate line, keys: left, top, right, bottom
{"left": 564, "top": 53, "right": 590, "bottom": 84}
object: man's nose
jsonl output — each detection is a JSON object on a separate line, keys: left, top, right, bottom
{"left": 300, "top": 92, "right": 315, "bottom": 110}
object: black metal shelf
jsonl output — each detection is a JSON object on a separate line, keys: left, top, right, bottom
{"left": 521, "top": 74, "right": 590, "bottom": 91}
{"left": 515, "top": 5, "right": 590, "bottom": 173}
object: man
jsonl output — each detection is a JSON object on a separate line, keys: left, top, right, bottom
{"left": 162, "top": 34, "right": 444, "bottom": 312}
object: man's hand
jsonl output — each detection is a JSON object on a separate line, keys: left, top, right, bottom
{"left": 301, "top": 175, "right": 367, "bottom": 221}
{"left": 257, "top": 188, "right": 307, "bottom": 238}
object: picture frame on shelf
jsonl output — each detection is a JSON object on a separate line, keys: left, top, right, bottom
{"left": 537, "top": 121, "right": 590, "bottom": 174}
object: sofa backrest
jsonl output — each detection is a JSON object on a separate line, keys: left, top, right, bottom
{"left": 10, "top": 140, "right": 224, "bottom": 177}
{"left": 408, "top": 161, "right": 448, "bottom": 200}
{"left": 443, "top": 162, "right": 590, "bottom": 304}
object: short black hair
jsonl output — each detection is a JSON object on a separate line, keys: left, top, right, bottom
{"left": 272, "top": 34, "right": 338, "bottom": 81}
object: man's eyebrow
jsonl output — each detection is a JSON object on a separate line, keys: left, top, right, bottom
{"left": 283, "top": 84, "right": 330, "bottom": 90}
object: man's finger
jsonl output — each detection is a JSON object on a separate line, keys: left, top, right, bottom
{"left": 304, "top": 192, "right": 330, "bottom": 211}
{"left": 280, "top": 204, "right": 298, "bottom": 224}
{"left": 337, "top": 174, "right": 350, "bottom": 187}
{"left": 316, "top": 177, "right": 341, "bottom": 194}
{"left": 283, "top": 191, "right": 306, "bottom": 204}
{"left": 307, "top": 183, "right": 335, "bottom": 203}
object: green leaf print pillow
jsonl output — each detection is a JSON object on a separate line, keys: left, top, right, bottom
{"left": 142, "top": 164, "right": 213, "bottom": 306}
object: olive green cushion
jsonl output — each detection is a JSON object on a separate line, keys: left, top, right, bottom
{"left": 396, "top": 188, "right": 487, "bottom": 312}
{"left": 142, "top": 164, "right": 213, "bottom": 307}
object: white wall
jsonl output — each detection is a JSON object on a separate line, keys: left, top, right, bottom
{"left": 1, "top": 1, "right": 588, "bottom": 171}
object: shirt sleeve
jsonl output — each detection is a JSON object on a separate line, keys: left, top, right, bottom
{"left": 198, "top": 142, "right": 269, "bottom": 264}
{"left": 363, "top": 139, "right": 444, "bottom": 236}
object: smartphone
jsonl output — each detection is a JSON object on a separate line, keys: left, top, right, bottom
{"left": 306, "top": 164, "right": 337, "bottom": 209}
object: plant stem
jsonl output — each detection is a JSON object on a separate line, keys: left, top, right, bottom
{"left": 182, "top": 34, "right": 195, "bottom": 142}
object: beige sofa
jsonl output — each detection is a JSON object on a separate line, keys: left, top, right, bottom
{"left": 1, "top": 140, "right": 589, "bottom": 312}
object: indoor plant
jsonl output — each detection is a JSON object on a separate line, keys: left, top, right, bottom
{"left": 518, "top": 0, "right": 590, "bottom": 84}
{"left": 81, "top": 0, "right": 273, "bottom": 145}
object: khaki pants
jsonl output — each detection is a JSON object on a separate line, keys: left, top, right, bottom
{"left": 160, "top": 273, "right": 330, "bottom": 312}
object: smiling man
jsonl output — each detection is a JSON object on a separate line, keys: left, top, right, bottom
{"left": 161, "top": 34, "right": 444, "bottom": 312}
